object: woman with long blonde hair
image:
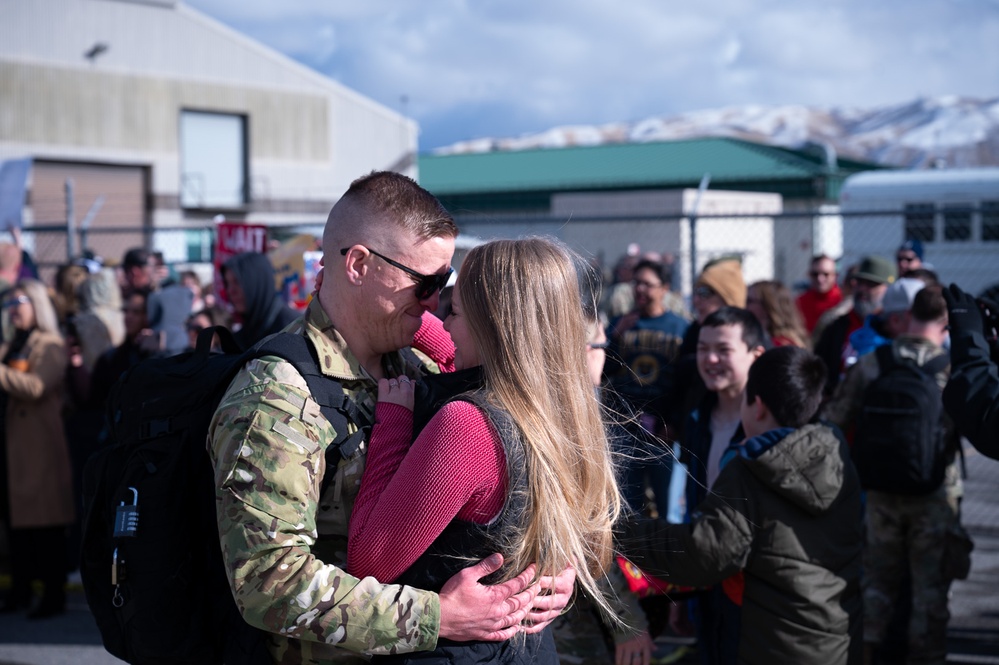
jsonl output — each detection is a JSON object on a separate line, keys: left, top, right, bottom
{"left": 348, "top": 237, "right": 623, "bottom": 663}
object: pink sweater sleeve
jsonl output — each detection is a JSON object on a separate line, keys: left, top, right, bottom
{"left": 348, "top": 400, "right": 507, "bottom": 583}
{"left": 412, "top": 311, "right": 456, "bottom": 373}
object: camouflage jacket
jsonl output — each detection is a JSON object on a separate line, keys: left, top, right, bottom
{"left": 208, "top": 299, "right": 440, "bottom": 664}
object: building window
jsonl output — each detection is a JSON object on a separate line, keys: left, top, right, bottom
{"left": 904, "top": 203, "right": 935, "bottom": 242}
{"left": 180, "top": 110, "right": 248, "bottom": 209}
{"left": 983, "top": 201, "right": 999, "bottom": 242}
{"left": 943, "top": 204, "right": 973, "bottom": 241}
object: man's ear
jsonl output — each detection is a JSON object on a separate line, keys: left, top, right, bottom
{"left": 341, "top": 246, "right": 369, "bottom": 287}
{"left": 752, "top": 395, "right": 770, "bottom": 423}
{"left": 752, "top": 345, "right": 765, "bottom": 360}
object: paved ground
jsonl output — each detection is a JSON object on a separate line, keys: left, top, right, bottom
{"left": 1, "top": 441, "right": 997, "bottom": 665}
{"left": 943, "top": 442, "right": 999, "bottom": 664}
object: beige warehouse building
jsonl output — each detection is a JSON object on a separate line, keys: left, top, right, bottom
{"left": 0, "top": 0, "right": 417, "bottom": 267}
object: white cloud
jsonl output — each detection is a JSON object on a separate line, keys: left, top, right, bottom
{"left": 184, "top": 0, "right": 999, "bottom": 148}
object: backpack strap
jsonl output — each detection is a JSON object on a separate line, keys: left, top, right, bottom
{"left": 921, "top": 352, "right": 951, "bottom": 376}
{"left": 197, "top": 325, "right": 242, "bottom": 356}
{"left": 250, "top": 332, "right": 366, "bottom": 496}
{"left": 872, "top": 343, "right": 895, "bottom": 373}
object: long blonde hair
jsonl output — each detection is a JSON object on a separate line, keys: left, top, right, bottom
{"left": 457, "top": 237, "right": 622, "bottom": 620}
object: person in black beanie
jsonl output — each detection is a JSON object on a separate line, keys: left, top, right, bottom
{"left": 942, "top": 283, "right": 999, "bottom": 459}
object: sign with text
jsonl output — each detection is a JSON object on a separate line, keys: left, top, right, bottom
{"left": 214, "top": 222, "right": 269, "bottom": 307}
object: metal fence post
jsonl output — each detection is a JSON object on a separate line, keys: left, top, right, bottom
{"left": 65, "top": 178, "right": 77, "bottom": 261}
{"left": 688, "top": 173, "right": 711, "bottom": 289}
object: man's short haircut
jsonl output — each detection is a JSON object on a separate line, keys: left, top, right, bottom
{"left": 341, "top": 171, "right": 458, "bottom": 241}
{"left": 911, "top": 285, "right": 947, "bottom": 323}
{"left": 122, "top": 247, "right": 150, "bottom": 269}
{"left": 810, "top": 254, "right": 836, "bottom": 267}
{"left": 901, "top": 267, "right": 940, "bottom": 287}
{"left": 745, "top": 346, "right": 826, "bottom": 428}
{"left": 633, "top": 259, "right": 671, "bottom": 288}
{"left": 700, "top": 306, "right": 766, "bottom": 351}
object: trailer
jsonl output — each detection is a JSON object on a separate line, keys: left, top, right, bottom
{"left": 839, "top": 168, "right": 999, "bottom": 295}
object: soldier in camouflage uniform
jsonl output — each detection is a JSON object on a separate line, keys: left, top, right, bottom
{"left": 822, "top": 286, "right": 962, "bottom": 665}
{"left": 208, "top": 172, "right": 572, "bottom": 665}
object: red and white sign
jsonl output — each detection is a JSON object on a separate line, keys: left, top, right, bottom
{"left": 214, "top": 222, "right": 269, "bottom": 306}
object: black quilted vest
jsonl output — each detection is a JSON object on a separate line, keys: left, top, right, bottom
{"left": 373, "top": 378, "right": 558, "bottom": 665}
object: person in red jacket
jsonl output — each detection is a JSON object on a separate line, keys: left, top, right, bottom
{"left": 796, "top": 254, "right": 842, "bottom": 334}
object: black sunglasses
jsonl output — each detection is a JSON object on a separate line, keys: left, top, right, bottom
{"left": 693, "top": 285, "right": 717, "bottom": 299}
{"left": 341, "top": 246, "right": 453, "bottom": 300}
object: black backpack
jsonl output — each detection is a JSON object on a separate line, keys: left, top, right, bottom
{"left": 80, "top": 326, "right": 366, "bottom": 665}
{"left": 852, "top": 344, "right": 952, "bottom": 495}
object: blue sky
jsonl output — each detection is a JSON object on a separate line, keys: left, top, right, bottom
{"left": 185, "top": 0, "right": 999, "bottom": 152}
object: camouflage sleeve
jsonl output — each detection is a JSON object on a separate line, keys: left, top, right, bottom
{"left": 208, "top": 357, "right": 440, "bottom": 655}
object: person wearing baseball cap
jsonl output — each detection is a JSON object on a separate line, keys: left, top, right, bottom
{"left": 814, "top": 255, "right": 897, "bottom": 395}
{"left": 880, "top": 278, "right": 927, "bottom": 339}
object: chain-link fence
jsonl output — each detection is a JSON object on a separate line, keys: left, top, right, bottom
{"left": 11, "top": 205, "right": 999, "bottom": 300}
{"left": 18, "top": 224, "right": 205, "bottom": 286}
{"left": 451, "top": 206, "right": 999, "bottom": 301}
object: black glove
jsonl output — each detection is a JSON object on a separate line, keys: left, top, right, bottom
{"left": 944, "top": 283, "right": 984, "bottom": 336}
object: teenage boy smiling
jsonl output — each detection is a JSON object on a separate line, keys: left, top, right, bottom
{"left": 671, "top": 307, "right": 765, "bottom": 665}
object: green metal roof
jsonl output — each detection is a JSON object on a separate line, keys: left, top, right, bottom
{"left": 418, "top": 137, "right": 881, "bottom": 198}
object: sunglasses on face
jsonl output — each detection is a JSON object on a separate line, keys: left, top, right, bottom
{"left": 2, "top": 295, "right": 30, "bottom": 309}
{"left": 341, "top": 246, "right": 453, "bottom": 300}
{"left": 693, "top": 286, "right": 718, "bottom": 299}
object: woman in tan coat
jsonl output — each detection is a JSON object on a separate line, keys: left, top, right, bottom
{"left": 0, "top": 279, "right": 74, "bottom": 619}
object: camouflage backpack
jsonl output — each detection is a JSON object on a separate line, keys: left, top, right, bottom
{"left": 80, "top": 327, "right": 363, "bottom": 665}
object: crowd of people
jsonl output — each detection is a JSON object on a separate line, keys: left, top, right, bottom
{"left": 594, "top": 236, "right": 995, "bottom": 665}
{"left": 2, "top": 171, "right": 999, "bottom": 665}
{"left": 0, "top": 240, "right": 296, "bottom": 620}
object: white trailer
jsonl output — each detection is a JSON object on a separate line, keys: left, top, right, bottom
{"left": 839, "top": 168, "right": 999, "bottom": 295}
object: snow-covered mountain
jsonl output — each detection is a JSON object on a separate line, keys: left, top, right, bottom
{"left": 434, "top": 96, "right": 999, "bottom": 169}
